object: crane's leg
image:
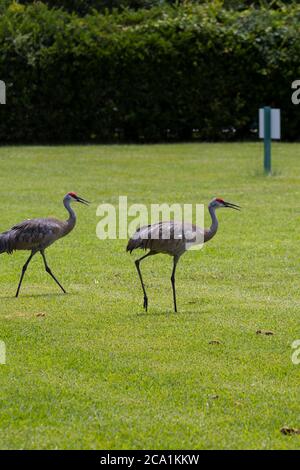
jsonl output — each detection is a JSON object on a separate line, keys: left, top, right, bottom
{"left": 171, "top": 255, "right": 179, "bottom": 313}
{"left": 41, "top": 250, "right": 66, "bottom": 294}
{"left": 16, "top": 251, "right": 36, "bottom": 298}
{"left": 134, "top": 252, "right": 154, "bottom": 312}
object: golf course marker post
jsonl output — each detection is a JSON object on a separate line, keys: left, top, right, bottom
{"left": 259, "top": 107, "right": 281, "bottom": 174}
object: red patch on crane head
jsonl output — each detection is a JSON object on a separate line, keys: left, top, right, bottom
{"left": 216, "top": 198, "right": 225, "bottom": 203}
{"left": 68, "top": 192, "right": 77, "bottom": 198}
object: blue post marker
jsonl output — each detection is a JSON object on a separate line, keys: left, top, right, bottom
{"left": 264, "top": 106, "right": 271, "bottom": 174}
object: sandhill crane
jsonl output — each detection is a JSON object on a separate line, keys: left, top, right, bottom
{"left": 0, "top": 192, "right": 89, "bottom": 297}
{"left": 127, "top": 198, "right": 240, "bottom": 312}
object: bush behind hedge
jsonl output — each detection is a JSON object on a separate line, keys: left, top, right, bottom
{"left": 0, "top": 2, "right": 299, "bottom": 143}
{"left": 9, "top": 1, "right": 298, "bottom": 16}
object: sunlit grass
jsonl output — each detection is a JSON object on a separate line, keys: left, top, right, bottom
{"left": 0, "top": 143, "right": 300, "bottom": 449}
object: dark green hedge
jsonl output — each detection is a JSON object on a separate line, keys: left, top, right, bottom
{"left": 16, "top": 0, "right": 169, "bottom": 15}
{"left": 0, "top": 2, "right": 299, "bottom": 143}
{"left": 7, "top": 1, "right": 298, "bottom": 16}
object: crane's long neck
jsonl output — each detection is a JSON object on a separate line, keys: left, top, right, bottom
{"left": 204, "top": 205, "right": 218, "bottom": 242}
{"left": 63, "top": 198, "right": 76, "bottom": 235}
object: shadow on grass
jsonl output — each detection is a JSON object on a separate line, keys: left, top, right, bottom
{"left": 250, "top": 169, "right": 283, "bottom": 178}
{"left": 135, "top": 308, "right": 207, "bottom": 317}
{"left": 0, "top": 292, "right": 76, "bottom": 299}
{"left": 136, "top": 310, "right": 171, "bottom": 317}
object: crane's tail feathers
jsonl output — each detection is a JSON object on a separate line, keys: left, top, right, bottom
{"left": 126, "top": 229, "right": 149, "bottom": 253}
{"left": 0, "top": 232, "right": 12, "bottom": 254}
{"left": 126, "top": 237, "right": 144, "bottom": 253}
{"left": 0, "top": 230, "right": 15, "bottom": 254}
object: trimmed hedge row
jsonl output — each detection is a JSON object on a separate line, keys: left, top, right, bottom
{"left": 12, "top": 1, "right": 298, "bottom": 16}
{"left": 18, "top": 0, "right": 169, "bottom": 15}
{"left": 0, "top": 2, "right": 300, "bottom": 143}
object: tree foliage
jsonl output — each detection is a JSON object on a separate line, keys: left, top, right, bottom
{"left": 1, "top": 1, "right": 295, "bottom": 15}
{"left": 0, "top": 2, "right": 299, "bottom": 143}
{"left": 2, "top": 0, "right": 176, "bottom": 15}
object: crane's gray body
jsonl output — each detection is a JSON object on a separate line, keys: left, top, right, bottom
{"left": 127, "top": 221, "right": 206, "bottom": 257}
{"left": 0, "top": 217, "right": 72, "bottom": 254}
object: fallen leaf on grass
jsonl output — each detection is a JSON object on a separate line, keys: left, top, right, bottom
{"left": 209, "top": 395, "right": 219, "bottom": 400}
{"left": 280, "top": 426, "right": 300, "bottom": 436}
{"left": 256, "top": 329, "right": 274, "bottom": 336}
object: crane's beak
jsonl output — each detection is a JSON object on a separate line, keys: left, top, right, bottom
{"left": 223, "top": 201, "right": 241, "bottom": 210}
{"left": 76, "top": 196, "right": 90, "bottom": 205}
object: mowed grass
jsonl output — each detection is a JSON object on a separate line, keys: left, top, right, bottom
{"left": 0, "top": 143, "right": 300, "bottom": 450}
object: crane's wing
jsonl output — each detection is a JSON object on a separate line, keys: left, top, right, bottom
{"left": 0, "top": 218, "right": 62, "bottom": 253}
{"left": 127, "top": 221, "right": 204, "bottom": 255}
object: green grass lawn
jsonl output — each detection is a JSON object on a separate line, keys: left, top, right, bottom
{"left": 0, "top": 143, "right": 300, "bottom": 450}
